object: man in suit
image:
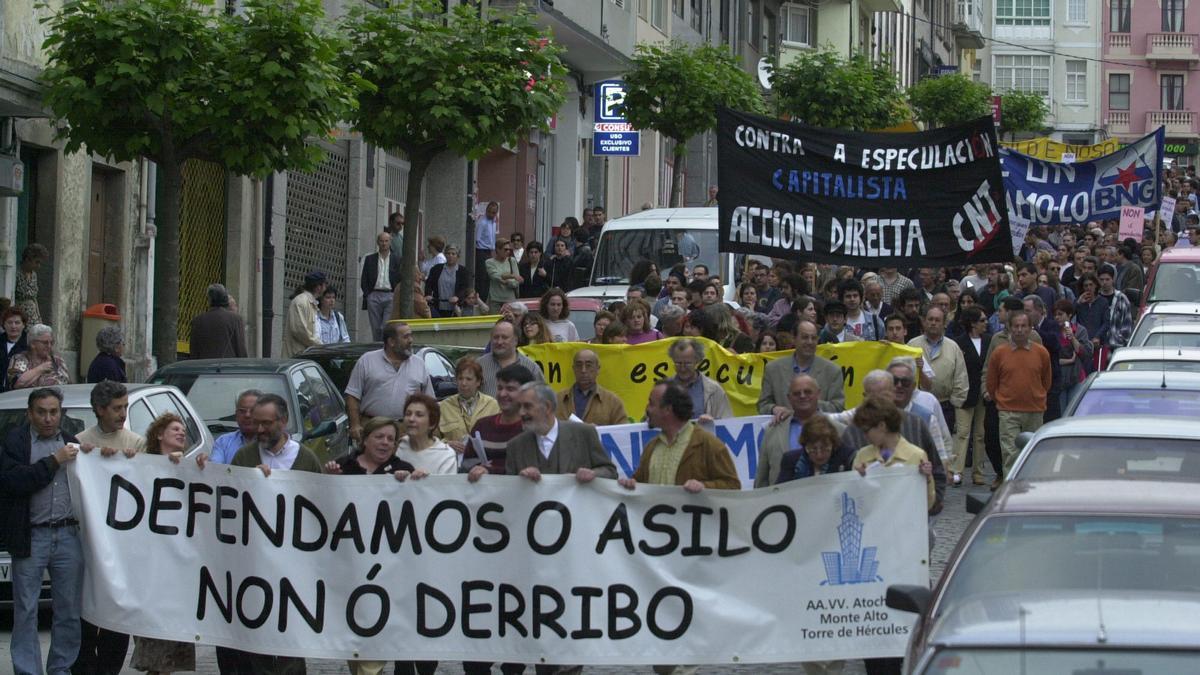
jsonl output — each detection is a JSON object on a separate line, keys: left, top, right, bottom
{"left": 754, "top": 373, "right": 846, "bottom": 487}
{"left": 499, "top": 383, "right": 617, "bottom": 484}
{"left": 0, "top": 388, "right": 83, "bottom": 675}
{"left": 189, "top": 283, "right": 248, "bottom": 359}
{"left": 360, "top": 231, "right": 402, "bottom": 341}
{"left": 759, "top": 319, "right": 845, "bottom": 420}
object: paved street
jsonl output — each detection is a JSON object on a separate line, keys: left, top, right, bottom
{"left": 0, "top": 476, "right": 986, "bottom": 674}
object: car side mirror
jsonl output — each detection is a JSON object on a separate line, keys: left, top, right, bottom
{"left": 303, "top": 420, "right": 336, "bottom": 441}
{"left": 886, "top": 584, "right": 932, "bottom": 615}
{"left": 1015, "top": 431, "right": 1035, "bottom": 451}
{"left": 966, "top": 493, "right": 989, "bottom": 515}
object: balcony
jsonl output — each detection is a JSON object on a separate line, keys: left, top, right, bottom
{"left": 1107, "top": 111, "right": 1130, "bottom": 135}
{"left": 1108, "top": 33, "right": 1131, "bottom": 56}
{"left": 952, "top": 1, "right": 985, "bottom": 49}
{"left": 1147, "top": 110, "right": 1199, "bottom": 137}
{"left": 1147, "top": 33, "right": 1200, "bottom": 62}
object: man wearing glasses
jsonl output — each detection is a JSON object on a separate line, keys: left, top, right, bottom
{"left": 887, "top": 357, "right": 953, "bottom": 471}
{"left": 666, "top": 339, "right": 732, "bottom": 422}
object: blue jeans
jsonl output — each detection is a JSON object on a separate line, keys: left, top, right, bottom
{"left": 11, "top": 526, "right": 84, "bottom": 675}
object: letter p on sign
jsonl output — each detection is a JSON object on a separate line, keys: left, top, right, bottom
{"left": 1119, "top": 206, "right": 1145, "bottom": 240}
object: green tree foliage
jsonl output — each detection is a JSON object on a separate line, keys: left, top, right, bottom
{"left": 907, "top": 74, "right": 993, "bottom": 128}
{"left": 41, "top": 0, "right": 354, "bottom": 363}
{"left": 621, "top": 42, "right": 764, "bottom": 207}
{"left": 341, "top": 0, "right": 566, "bottom": 316}
{"left": 771, "top": 49, "right": 906, "bottom": 132}
{"left": 999, "top": 90, "right": 1048, "bottom": 139}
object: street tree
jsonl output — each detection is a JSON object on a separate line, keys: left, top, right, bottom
{"left": 41, "top": 0, "right": 354, "bottom": 364}
{"left": 772, "top": 48, "right": 906, "bottom": 132}
{"left": 621, "top": 41, "right": 763, "bottom": 208}
{"left": 998, "top": 90, "right": 1048, "bottom": 140}
{"left": 341, "top": 0, "right": 565, "bottom": 318}
{"left": 907, "top": 74, "right": 993, "bottom": 128}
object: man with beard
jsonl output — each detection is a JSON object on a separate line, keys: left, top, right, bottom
{"left": 344, "top": 321, "right": 433, "bottom": 443}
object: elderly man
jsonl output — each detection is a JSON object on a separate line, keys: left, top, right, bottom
{"left": 360, "top": 230, "right": 402, "bottom": 340}
{"left": 667, "top": 338, "right": 732, "bottom": 422}
{"left": 556, "top": 349, "right": 627, "bottom": 426}
{"left": 888, "top": 357, "right": 953, "bottom": 464}
{"left": 621, "top": 381, "right": 739, "bottom": 495}
{"left": 838, "top": 370, "right": 946, "bottom": 516}
{"left": 478, "top": 319, "right": 544, "bottom": 397}
{"left": 1, "top": 388, "right": 82, "bottom": 675}
{"left": 755, "top": 374, "right": 846, "bottom": 487}
{"left": 907, "top": 306, "right": 968, "bottom": 429}
{"left": 344, "top": 321, "right": 433, "bottom": 443}
{"left": 189, "top": 283, "right": 248, "bottom": 359}
{"left": 210, "top": 389, "right": 262, "bottom": 465}
{"left": 986, "top": 310, "right": 1051, "bottom": 479}
{"left": 282, "top": 270, "right": 325, "bottom": 358}
{"left": 759, "top": 319, "right": 844, "bottom": 419}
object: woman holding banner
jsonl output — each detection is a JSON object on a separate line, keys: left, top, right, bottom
{"left": 776, "top": 415, "right": 852, "bottom": 483}
{"left": 323, "top": 417, "right": 413, "bottom": 476}
{"left": 396, "top": 394, "right": 457, "bottom": 477}
{"left": 131, "top": 414, "right": 197, "bottom": 674}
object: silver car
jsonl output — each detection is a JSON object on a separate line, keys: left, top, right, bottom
{"left": 1007, "top": 416, "right": 1200, "bottom": 483}
{"left": 0, "top": 383, "right": 212, "bottom": 608}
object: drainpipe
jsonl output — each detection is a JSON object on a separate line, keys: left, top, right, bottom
{"left": 261, "top": 175, "right": 275, "bottom": 356}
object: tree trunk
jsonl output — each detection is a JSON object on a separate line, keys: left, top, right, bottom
{"left": 395, "top": 152, "right": 433, "bottom": 320}
{"left": 669, "top": 140, "right": 687, "bottom": 208}
{"left": 152, "top": 157, "right": 185, "bottom": 365}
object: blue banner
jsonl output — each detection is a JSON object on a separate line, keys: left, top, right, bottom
{"left": 1001, "top": 127, "right": 1164, "bottom": 225}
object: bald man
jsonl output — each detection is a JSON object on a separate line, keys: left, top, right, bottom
{"left": 556, "top": 349, "right": 629, "bottom": 426}
{"left": 754, "top": 374, "right": 847, "bottom": 487}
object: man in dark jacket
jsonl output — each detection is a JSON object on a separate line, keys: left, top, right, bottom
{"left": 360, "top": 231, "right": 402, "bottom": 340}
{"left": 188, "top": 283, "right": 248, "bottom": 359}
{"left": 0, "top": 387, "right": 83, "bottom": 675}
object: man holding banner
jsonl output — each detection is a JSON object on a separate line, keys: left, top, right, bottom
{"left": 759, "top": 320, "right": 845, "bottom": 418}
{"left": 754, "top": 374, "right": 846, "bottom": 488}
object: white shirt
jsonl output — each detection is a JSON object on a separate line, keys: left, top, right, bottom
{"left": 420, "top": 252, "right": 446, "bottom": 277}
{"left": 537, "top": 419, "right": 559, "bottom": 459}
{"left": 259, "top": 439, "right": 301, "bottom": 470}
{"left": 375, "top": 253, "right": 392, "bottom": 291}
{"left": 396, "top": 437, "right": 458, "bottom": 475}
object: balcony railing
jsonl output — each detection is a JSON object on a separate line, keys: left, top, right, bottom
{"left": 1108, "top": 33, "right": 1131, "bottom": 51}
{"left": 1107, "top": 111, "right": 1131, "bottom": 135}
{"left": 953, "top": 0, "right": 985, "bottom": 49}
{"left": 1147, "top": 32, "right": 1200, "bottom": 61}
{"left": 1147, "top": 110, "right": 1198, "bottom": 136}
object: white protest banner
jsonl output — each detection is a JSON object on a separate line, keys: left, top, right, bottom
{"left": 67, "top": 454, "right": 926, "bottom": 665}
{"left": 598, "top": 416, "right": 770, "bottom": 490}
{"left": 1160, "top": 196, "right": 1178, "bottom": 226}
{"left": 1119, "top": 205, "right": 1145, "bottom": 239}
{"left": 1009, "top": 213, "right": 1030, "bottom": 256}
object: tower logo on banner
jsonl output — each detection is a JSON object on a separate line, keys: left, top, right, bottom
{"left": 593, "top": 80, "right": 639, "bottom": 156}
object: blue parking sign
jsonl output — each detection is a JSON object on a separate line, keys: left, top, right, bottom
{"left": 593, "top": 80, "right": 639, "bottom": 156}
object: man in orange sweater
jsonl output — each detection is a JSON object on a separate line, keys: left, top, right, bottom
{"left": 985, "top": 310, "right": 1052, "bottom": 478}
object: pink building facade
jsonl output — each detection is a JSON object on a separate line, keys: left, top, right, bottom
{"left": 1103, "top": 0, "right": 1200, "bottom": 161}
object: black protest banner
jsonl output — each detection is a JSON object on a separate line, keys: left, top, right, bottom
{"left": 716, "top": 108, "right": 1013, "bottom": 266}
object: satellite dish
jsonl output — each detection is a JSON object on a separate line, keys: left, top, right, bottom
{"left": 757, "top": 58, "right": 773, "bottom": 90}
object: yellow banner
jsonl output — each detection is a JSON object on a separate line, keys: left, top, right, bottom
{"left": 519, "top": 338, "right": 921, "bottom": 417}
{"left": 1002, "top": 137, "right": 1120, "bottom": 162}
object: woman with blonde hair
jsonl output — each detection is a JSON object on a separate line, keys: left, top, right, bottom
{"left": 439, "top": 357, "right": 499, "bottom": 454}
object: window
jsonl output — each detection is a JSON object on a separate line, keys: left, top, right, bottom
{"left": 1065, "top": 60, "right": 1087, "bottom": 102}
{"left": 763, "top": 8, "right": 778, "bottom": 56}
{"left": 749, "top": 0, "right": 762, "bottom": 48}
{"left": 291, "top": 369, "right": 315, "bottom": 435}
{"left": 673, "top": 0, "right": 684, "bottom": 18}
{"left": 646, "top": 0, "right": 667, "bottom": 29}
{"left": 1109, "top": 73, "right": 1131, "bottom": 110}
{"left": 1162, "top": 74, "right": 1185, "bottom": 111}
{"left": 994, "top": 54, "right": 1052, "bottom": 97}
{"left": 1164, "top": 0, "right": 1185, "bottom": 32}
{"left": 1110, "top": 0, "right": 1130, "bottom": 32}
{"left": 719, "top": 0, "right": 731, "bottom": 42}
{"left": 781, "top": 2, "right": 812, "bottom": 46}
{"left": 996, "top": 0, "right": 1051, "bottom": 26}
{"left": 690, "top": 0, "right": 703, "bottom": 30}
{"left": 1067, "top": 0, "right": 1087, "bottom": 23}
{"left": 639, "top": 0, "right": 649, "bottom": 19}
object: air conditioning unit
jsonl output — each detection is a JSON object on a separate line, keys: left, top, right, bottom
{"left": 0, "top": 154, "right": 23, "bottom": 197}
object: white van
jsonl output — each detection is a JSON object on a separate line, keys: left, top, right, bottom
{"left": 568, "top": 207, "right": 739, "bottom": 303}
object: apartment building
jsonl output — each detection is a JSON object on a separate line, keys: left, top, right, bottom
{"left": 978, "top": 0, "right": 1103, "bottom": 143}
{"left": 1103, "top": 0, "right": 1200, "bottom": 164}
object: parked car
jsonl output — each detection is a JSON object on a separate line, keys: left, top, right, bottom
{"left": 886, "top": 479, "right": 1200, "bottom": 673}
{"left": 1129, "top": 301, "right": 1200, "bottom": 346}
{"left": 300, "top": 343, "right": 475, "bottom": 399}
{"left": 0, "top": 383, "right": 213, "bottom": 609}
{"left": 1107, "top": 345, "right": 1200, "bottom": 372}
{"left": 1064, "top": 370, "right": 1200, "bottom": 418}
{"left": 149, "top": 359, "right": 349, "bottom": 463}
{"left": 1007, "top": 416, "right": 1200, "bottom": 483}
{"left": 513, "top": 297, "right": 605, "bottom": 342}
{"left": 1141, "top": 323, "right": 1200, "bottom": 348}
{"left": 1141, "top": 247, "right": 1200, "bottom": 312}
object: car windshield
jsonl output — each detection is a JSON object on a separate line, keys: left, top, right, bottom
{"left": 1149, "top": 262, "right": 1200, "bottom": 302}
{"left": 0, "top": 407, "right": 95, "bottom": 440}
{"left": 1130, "top": 314, "right": 1200, "bottom": 346}
{"left": 1072, "top": 387, "right": 1200, "bottom": 417}
{"left": 1109, "top": 359, "right": 1200, "bottom": 373}
{"left": 1015, "top": 436, "right": 1200, "bottom": 481}
{"left": 592, "top": 228, "right": 720, "bottom": 285}
{"left": 920, "top": 649, "right": 1199, "bottom": 674}
{"left": 1144, "top": 332, "right": 1200, "bottom": 348}
{"left": 938, "top": 515, "right": 1200, "bottom": 617}
{"left": 152, "top": 374, "right": 291, "bottom": 429}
